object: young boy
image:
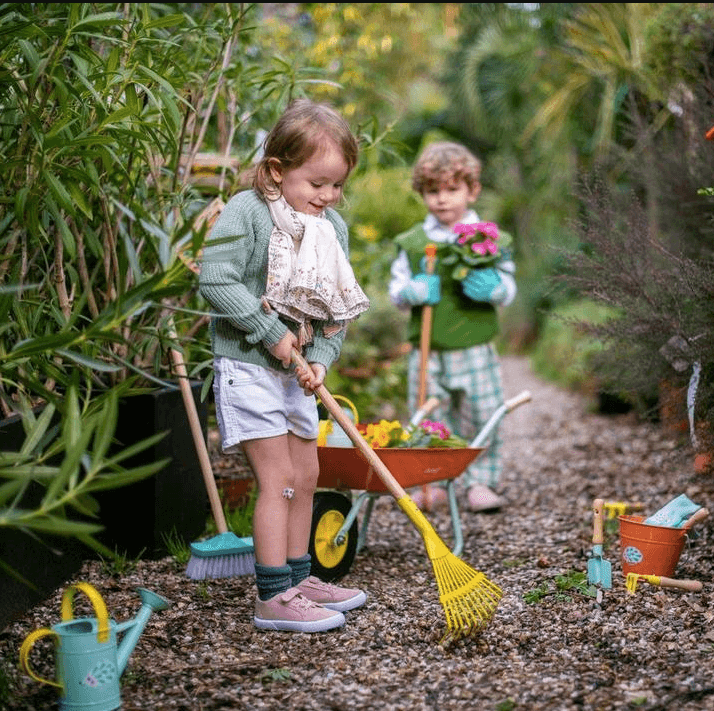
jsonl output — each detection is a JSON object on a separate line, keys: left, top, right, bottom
{"left": 388, "top": 141, "right": 516, "bottom": 512}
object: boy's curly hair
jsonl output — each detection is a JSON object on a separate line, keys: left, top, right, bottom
{"left": 411, "top": 141, "right": 481, "bottom": 194}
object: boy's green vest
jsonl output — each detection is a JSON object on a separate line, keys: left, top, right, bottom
{"left": 395, "top": 225, "right": 499, "bottom": 350}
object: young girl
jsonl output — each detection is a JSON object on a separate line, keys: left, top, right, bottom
{"left": 199, "top": 99, "right": 370, "bottom": 632}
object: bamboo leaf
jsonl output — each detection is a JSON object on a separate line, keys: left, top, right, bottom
{"left": 42, "top": 425, "right": 93, "bottom": 505}
{"left": 55, "top": 349, "right": 123, "bottom": 372}
{"left": 42, "top": 169, "right": 76, "bottom": 217}
{"left": 0, "top": 558, "right": 39, "bottom": 591}
{"left": 104, "top": 431, "right": 169, "bottom": 467}
{"left": 86, "top": 459, "right": 170, "bottom": 492}
{"left": 92, "top": 390, "right": 118, "bottom": 463}
{"left": 64, "top": 388, "right": 81, "bottom": 449}
{"left": 17, "top": 515, "right": 104, "bottom": 536}
{"left": 67, "top": 492, "right": 101, "bottom": 518}
{"left": 70, "top": 12, "right": 123, "bottom": 32}
{"left": 19, "top": 402, "right": 56, "bottom": 457}
{"left": 0, "top": 479, "right": 28, "bottom": 506}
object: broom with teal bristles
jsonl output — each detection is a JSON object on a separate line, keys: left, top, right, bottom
{"left": 168, "top": 325, "right": 256, "bottom": 579}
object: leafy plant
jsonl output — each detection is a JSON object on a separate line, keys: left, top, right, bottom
{"left": 524, "top": 570, "right": 597, "bottom": 604}
{"left": 0, "top": 2, "right": 325, "bottom": 575}
{"left": 259, "top": 668, "right": 292, "bottom": 684}
{"left": 161, "top": 528, "right": 191, "bottom": 566}
{"left": 98, "top": 545, "right": 145, "bottom": 578}
{"left": 0, "top": 386, "right": 167, "bottom": 578}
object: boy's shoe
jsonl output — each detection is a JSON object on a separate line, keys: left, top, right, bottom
{"left": 296, "top": 576, "right": 367, "bottom": 612}
{"left": 254, "top": 587, "right": 345, "bottom": 632}
{"left": 410, "top": 486, "right": 448, "bottom": 510}
{"left": 468, "top": 484, "right": 505, "bottom": 513}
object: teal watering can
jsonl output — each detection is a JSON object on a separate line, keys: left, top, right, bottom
{"left": 19, "top": 582, "right": 170, "bottom": 711}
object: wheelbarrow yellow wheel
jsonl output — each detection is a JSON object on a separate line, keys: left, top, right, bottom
{"left": 309, "top": 491, "right": 358, "bottom": 581}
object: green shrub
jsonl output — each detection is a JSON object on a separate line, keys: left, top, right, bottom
{"left": 529, "top": 299, "right": 620, "bottom": 396}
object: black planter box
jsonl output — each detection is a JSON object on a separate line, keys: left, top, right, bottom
{"left": 94, "top": 383, "right": 210, "bottom": 558}
{"left": 0, "top": 382, "right": 210, "bottom": 630}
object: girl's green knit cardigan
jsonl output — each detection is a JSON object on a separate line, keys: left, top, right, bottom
{"left": 199, "top": 189, "right": 349, "bottom": 372}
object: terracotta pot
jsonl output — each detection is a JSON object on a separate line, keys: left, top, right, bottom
{"left": 216, "top": 477, "right": 254, "bottom": 509}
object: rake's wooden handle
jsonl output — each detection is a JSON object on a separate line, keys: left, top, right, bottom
{"left": 683, "top": 507, "right": 709, "bottom": 530}
{"left": 593, "top": 498, "right": 604, "bottom": 546}
{"left": 292, "top": 349, "right": 407, "bottom": 501}
{"left": 168, "top": 322, "right": 228, "bottom": 534}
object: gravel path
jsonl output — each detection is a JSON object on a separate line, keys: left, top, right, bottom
{"left": 2, "top": 355, "right": 713, "bottom": 710}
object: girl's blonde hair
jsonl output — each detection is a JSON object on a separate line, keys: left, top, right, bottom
{"left": 253, "top": 98, "right": 359, "bottom": 199}
{"left": 411, "top": 141, "right": 481, "bottom": 194}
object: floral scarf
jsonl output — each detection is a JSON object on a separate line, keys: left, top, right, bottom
{"left": 264, "top": 196, "right": 370, "bottom": 346}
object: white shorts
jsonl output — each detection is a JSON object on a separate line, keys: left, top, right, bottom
{"left": 212, "top": 357, "right": 318, "bottom": 453}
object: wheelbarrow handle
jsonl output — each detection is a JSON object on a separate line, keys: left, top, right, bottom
{"left": 468, "top": 390, "right": 532, "bottom": 449}
{"left": 504, "top": 390, "right": 532, "bottom": 412}
{"left": 409, "top": 396, "right": 440, "bottom": 428}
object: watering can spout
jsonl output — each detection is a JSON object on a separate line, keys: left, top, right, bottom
{"left": 115, "top": 588, "right": 170, "bottom": 675}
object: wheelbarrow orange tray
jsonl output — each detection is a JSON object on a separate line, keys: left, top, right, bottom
{"left": 316, "top": 446, "right": 484, "bottom": 494}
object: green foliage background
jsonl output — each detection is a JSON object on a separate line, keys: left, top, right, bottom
{"left": 2, "top": 2, "right": 714, "bottom": 571}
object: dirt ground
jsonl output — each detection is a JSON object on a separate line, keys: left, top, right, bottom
{"left": 1, "top": 355, "right": 713, "bottom": 710}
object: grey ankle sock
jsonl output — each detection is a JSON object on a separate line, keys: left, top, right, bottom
{"left": 254, "top": 564, "right": 292, "bottom": 601}
{"left": 287, "top": 554, "right": 312, "bottom": 587}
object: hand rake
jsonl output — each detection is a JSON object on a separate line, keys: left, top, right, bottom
{"left": 292, "top": 349, "right": 502, "bottom": 641}
{"left": 625, "top": 573, "right": 703, "bottom": 594}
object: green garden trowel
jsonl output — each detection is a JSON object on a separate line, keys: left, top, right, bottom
{"left": 587, "top": 498, "right": 612, "bottom": 588}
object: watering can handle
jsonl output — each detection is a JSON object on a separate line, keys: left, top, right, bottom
{"left": 19, "top": 628, "right": 63, "bottom": 689}
{"left": 61, "top": 582, "right": 111, "bottom": 643}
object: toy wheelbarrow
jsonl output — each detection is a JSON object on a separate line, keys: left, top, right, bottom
{"left": 309, "top": 390, "right": 532, "bottom": 580}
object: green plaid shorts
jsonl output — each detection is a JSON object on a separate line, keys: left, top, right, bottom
{"left": 407, "top": 343, "right": 504, "bottom": 488}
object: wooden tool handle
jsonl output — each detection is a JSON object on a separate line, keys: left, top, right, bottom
{"left": 292, "top": 349, "right": 406, "bottom": 501}
{"left": 655, "top": 576, "right": 703, "bottom": 592}
{"left": 409, "top": 395, "right": 440, "bottom": 428}
{"left": 504, "top": 390, "right": 532, "bottom": 412}
{"left": 683, "top": 507, "right": 709, "bottom": 530}
{"left": 417, "top": 243, "right": 438, "bottom": 409}
{"left": 592, "top": 498, "right": 604, "bottom": 546}
{"left": 168, "top": 322, "right": 228, "bottom": 533}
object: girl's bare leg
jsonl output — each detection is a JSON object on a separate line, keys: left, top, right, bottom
{"left": 242, "top": 432, "right": 319, "bottom": 567}
{"left": 285, "top": 432, "right": 320, "bottom": 559}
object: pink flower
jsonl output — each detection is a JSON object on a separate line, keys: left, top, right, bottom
{"left": 476, "top": 222, "right": 500, "bottom": 240}
{"left": 454, "top": 223, "right": 477, "bottom": 237}
{"left": 472, "top": 242, "right": 488, "bottom": 256}
{"left": 422, "top": 420, "right": 450, "bottom": 440}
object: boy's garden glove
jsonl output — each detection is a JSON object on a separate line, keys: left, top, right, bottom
{"left": 462, "top": 268, "right": 508, "bottom": 304}
{"left": 398, "top": 273, "right": 441, "bottom": 306}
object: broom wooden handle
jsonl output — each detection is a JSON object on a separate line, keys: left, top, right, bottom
{"left": 292, "top": 349, "right": 407, "bottom": 500}
{"left": 168, "top": 322, "right": 228, "bottom": 534}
